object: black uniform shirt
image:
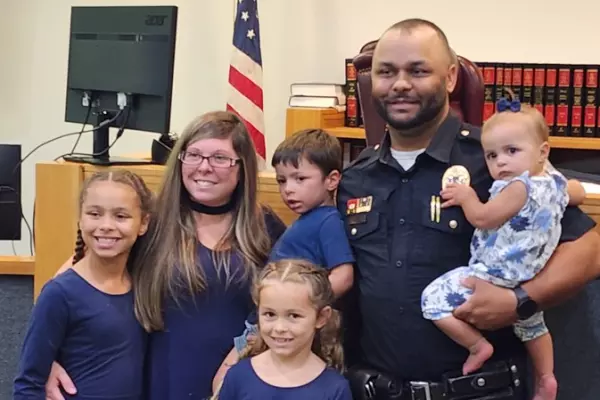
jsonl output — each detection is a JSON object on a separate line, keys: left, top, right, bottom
{"left": 336, "top": 112, "right": 596, "bottom": 381}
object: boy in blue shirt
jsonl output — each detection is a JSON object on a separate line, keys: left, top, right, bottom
{"left": 269, "top": 128, "right": 354, "bottom": 297}
{"left": 233, "top": 129, "right": 355, "bottom": 353}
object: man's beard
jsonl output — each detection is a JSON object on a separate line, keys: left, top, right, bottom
{"left": 373, "top": 84, "right": 447, "bottom": 136}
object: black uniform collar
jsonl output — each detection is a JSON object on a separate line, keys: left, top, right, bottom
{"left": 377, "top": 111, "right": 463, "bottom": 166}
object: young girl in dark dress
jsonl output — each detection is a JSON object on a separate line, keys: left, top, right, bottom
{"left": 215, "top": 259, "right": 352, "bottom": 400}
{"left": 14, "top": 171, "right": 153, "bottom": 400}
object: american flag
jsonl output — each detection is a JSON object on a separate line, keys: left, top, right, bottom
{"left": 227, "top": 0, "right": 266, "bottom": 166}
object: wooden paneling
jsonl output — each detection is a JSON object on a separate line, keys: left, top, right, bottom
{"left": 34, "top": 162, "right": 83, "bottom": 298}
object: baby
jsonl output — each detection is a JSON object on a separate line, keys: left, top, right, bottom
{"left": 421, "top": 99, "right": 585, "bottom": 400}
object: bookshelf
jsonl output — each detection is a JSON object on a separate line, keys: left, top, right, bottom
{"left": 285, "top": 107, "right": 600, "bottom": 151}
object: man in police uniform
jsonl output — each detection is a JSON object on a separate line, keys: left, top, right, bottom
{"left": 337, "top": 18, "right": 600, "bottom": 400}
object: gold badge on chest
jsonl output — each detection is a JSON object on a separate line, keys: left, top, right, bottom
{"left": 441, "top": 165, "right": 471, "bottom": 189}
{"left": 429, "top": 165, "right": 471, "bottom": 223}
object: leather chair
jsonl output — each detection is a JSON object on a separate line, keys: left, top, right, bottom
{"left": 352, "top": 41, "right": 485, "bottom": 146}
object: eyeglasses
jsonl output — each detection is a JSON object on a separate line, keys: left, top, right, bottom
{"left": 179, "top": 151, "right": 241, "bottom": 168}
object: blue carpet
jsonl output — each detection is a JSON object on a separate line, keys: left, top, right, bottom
{"left": 0, "top": 276, "right": 33, "bottom": 400}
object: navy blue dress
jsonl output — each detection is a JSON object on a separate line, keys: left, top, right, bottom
{"left": 14, "top": 269, "right": 146, "bottom": 400}
{"left": 146, "top": 210, "right": 286, "bottom": 400}
{"left": 218, "top": 358, "right": 353, "bottom": 400}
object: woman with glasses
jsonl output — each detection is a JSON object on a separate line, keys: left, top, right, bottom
{"left": 45, "top": 111, "right": 287, "bottom": 400}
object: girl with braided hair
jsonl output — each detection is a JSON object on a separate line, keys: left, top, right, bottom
{"left": 214, "top": 259, "right": 352, "bottom": 400}
{"left": 14, "top": 170, "right": 153, "bottom": 400}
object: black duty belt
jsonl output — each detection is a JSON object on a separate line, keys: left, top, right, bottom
{"left": 346, "top": 359, "right": 525, "bottom": 400}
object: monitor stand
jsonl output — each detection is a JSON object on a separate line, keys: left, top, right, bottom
{"left": 63, "top": 111, "right": 156, "bottom": 166}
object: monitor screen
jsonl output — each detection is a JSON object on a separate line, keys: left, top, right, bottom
{"left": 0, "top": 144, "right": 21, "bottom": 241}
{"left": 64, "top": 5, "right": 178, "bottom": 134}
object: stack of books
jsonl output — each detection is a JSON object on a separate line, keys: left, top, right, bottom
{"left": 287, "top": 83, "right": 346, "bottom": 111}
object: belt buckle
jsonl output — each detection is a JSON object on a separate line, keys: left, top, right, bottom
{"left": 409, "top": 381, "right": 431, "bottom": 400}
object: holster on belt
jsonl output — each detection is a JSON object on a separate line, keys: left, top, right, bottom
{"left": 346, "top": 359, "right": 526, "bottom": 400}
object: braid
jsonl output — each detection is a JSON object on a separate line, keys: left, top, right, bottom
{"left": 72, "top": 228, "right": 85, "bottom": 265}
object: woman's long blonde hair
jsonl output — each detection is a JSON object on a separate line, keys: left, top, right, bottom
{"left": 132, "top": 111, "right": 272, "bottom": 331}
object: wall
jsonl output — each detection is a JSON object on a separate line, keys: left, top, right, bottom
{"left": 2, "top": 0, "right": 600, "bottom": 255}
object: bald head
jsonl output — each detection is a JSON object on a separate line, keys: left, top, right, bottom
{"left": 381, "top": 18, "right": 454, "bottom": 67}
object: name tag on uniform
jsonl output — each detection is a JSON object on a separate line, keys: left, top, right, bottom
{"left": 347, "top": 213, "right": 367, "bottom": 225}
{"left": 346, "top": 196, "right": 373, "bottom": 215}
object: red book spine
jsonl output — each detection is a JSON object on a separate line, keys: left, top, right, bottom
{"left": 344, "top": 59, "right": 359, "bottom": 127}
{"left": 482, "top": 64, "right": 496, "bottom": 122}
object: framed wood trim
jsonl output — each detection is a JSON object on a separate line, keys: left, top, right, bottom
{"left": 0, "top": 256, "right": 34, "bottom": 275}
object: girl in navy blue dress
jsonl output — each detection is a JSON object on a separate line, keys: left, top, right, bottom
{"left": 14, "top": 170, "right": 153, "bottom": 400}
{"left": 215, "top": 259, "right": 352, "bottom": 400}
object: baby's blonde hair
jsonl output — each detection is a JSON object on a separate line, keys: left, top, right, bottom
{"left": 483, "top": 104, "right": 549, "bottom": 144}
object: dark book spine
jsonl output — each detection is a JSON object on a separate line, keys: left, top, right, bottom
{"left": 494, "top": 63, "right": 505, "bottom": 101}
{"left": 544, "top": 65, "right": 558, "bottom": 135}
{"left": 482, "top": 63, "right": 496, "bottom": 122}
{"left": 533, "top": 66, "right": 546, "bottom": 114}
{"left": 350, "top": 141, "right": 366, "bottom": 161}
{"left": 583, "top": 66, "right": 598, "bottom": 137}
{"left": 570, "top": 66, "right": 585, "bottom": 136}
{"left": 344, "top": 58, "right": 359, "bottom": 127}
{"left": 503, "top": 64, "right": 513, "bottom": 95}
{"left": 521, "top": 64, "right": 534, "bottom": 105}
{"left": 556, "top": 66, "right": 572, "bottom": 136}
{"left": 511, "top": 64, "right": 523, "bottom": 101}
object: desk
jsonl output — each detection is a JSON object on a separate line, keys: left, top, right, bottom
{"left": 0, "top": 256, "right": 34, "bottom": 275}
{"left": 31, "top": 160, "right": 296, "bottom": 299}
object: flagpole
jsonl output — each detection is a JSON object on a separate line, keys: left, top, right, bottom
{"left": 232, "top": 0, "right": 237, "bottom": 20}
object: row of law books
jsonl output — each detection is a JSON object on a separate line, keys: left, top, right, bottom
{"left": 475, "top": 62, "right": 600, "bottom": 137}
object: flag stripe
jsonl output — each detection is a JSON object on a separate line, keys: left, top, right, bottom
{"left": 229, "top": 48, "right": 263, "bottom": 87}
{"left": 228, "top": 65, "right": 264, "bottom": 110}
{"left": 227, "top": 85, "right": 265, "bottom": 133}
{"left": 227, "top": 104, "right": 266, "bottom": 157}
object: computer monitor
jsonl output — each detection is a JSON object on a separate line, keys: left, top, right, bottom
{"left": 63, "top": 5, "right": 178, "bottom": 166}
{"left": 0, "top": 145, "right": 22, "bottom": 241}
